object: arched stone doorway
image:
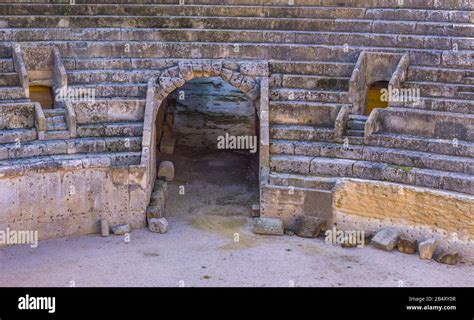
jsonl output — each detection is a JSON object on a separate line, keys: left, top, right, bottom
{"left": 140, "top": 59, "right": 270, "bottom": 218}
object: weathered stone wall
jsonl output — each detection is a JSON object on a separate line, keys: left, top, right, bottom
{"left": 170, "top": 77, "right": 256, "bottom": 150}
{"left": 261, "top": 178, "right": 474, "bottom": 261}
{"left": 0, "top": 165, "right": 147, "bottom": 243}
{"left": 333, "top": 179, "right": 474, "bottom": 261}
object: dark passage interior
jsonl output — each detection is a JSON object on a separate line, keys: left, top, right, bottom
{"left": 29, "top": 85, "right": 54, "bottom": 108}
{"left": 156, "top": 77, "right": 260, "bottom": 219}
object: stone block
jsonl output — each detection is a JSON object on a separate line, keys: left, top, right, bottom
{"left": 159, "top": 137, "right": 175, "bottom": 155}
{"left": 295, "top": 215, "right": 325, "bottom": 238}
{"left": 157, "top": 161, "right": 175, "bottom": 182}
{"left": 148, "top": 217, "right": 169, "bottom": 234}
{"left": 371, "top": 228, "right": 401, "bottom": 251}
{"left": 418, "top": 238, "right": 437, "bottom": 260}
{"left": 397, "top": 236, "right": 417, "bottom": 254}
{"left": 434, "top": 250, "right": 460, "bottom": 265}
{"left": 146, "top": 203, "right": 163, "bottom": 220}
{"left": 100, "top": 218, "right": 109, "bottom": 237}
{"left": 111, "top": 224, "right": 130, "bottom": 235}
{"left": 252, "top": 218, "right": 284, "bottom": 236}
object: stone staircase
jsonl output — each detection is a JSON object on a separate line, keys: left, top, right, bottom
{"left": 43, "top": 108, "right": 69, "bottom": 140}
{"left": 0, "top": 49, "right": 26, "bottom": 102}
{"left": 0, "top": 0, "right": 472, "bottom": 198}
{"left": 345, "top": 114, "right": 367, "bottom": 144}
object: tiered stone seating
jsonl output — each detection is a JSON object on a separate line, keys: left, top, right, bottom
{"left": 0, "top": 0, "right": 472, "bottom": 199}
{"left": 0, "top": 46, "right": 27, "bottom": 102}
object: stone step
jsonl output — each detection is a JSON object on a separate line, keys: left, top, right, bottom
{"left": 0, "top": 4, "right": 364, "bottom": 19}
{"left": 441, "top": 52, "right": 473, "bottom": 69}
{"left": 269, "top": 172, "right": 338, "bottom": 190}
{"left": 407, "top": 66, "right": 474, "bottom": 85}
{"left": 2, "top": 27, "right": 466, "bottom": 51}
{"left": 1, "top": 0, "right": 471, "bottom": 10}
{"left": 0, "top": 58, "right": 14, "bottom": 72}
{"left": 404, "top": 81, "right": 474, "bottom": 99}
{"left": 0, "top": 136, "right": 143, "bottom": 160}
{"left": 67, "top": 83, "right": 147, "bottom": 98}
{"left": 43, "top": 108, "right": 66, "bottom": 117}
{"left": 273, "top": 74, "right": 349, "bottom": 90}
{"left": 44, "top": 109, "right": 68, "bottom": 131}
{"left": 346, "top": 136, "right": 365, "bottom": 145}
{"left": 63, "top": 57, "right": 356, "bottom": 77}
{"left": 374, "top": 107, "right": 474, "bottom": 142}
{"left": 346, "top": 129, "right": 364, "bottom": 137}
{"left": 270, "top": 124, "right": 335, "bottom": 141}
{"left": 393, "top": 97, "right": 474, "bottom": 114}
{"left": 0, "top": 128, "right": 36, "bottom": 144}
{"left": 269, "top": 60, "right": 354, "bottom": 77}
{"left": 2, "top": 4, "right": 471, "bottom": 22}
{"left": 0, "top": 72, "right": 18, "bottom": 86}
{"left": 367, "top": 132, "right": 474, "bottom": 158}
{"left": 46, "top": 122, "right": 68, "bottom": 131}
{"left": 76, "top": 121, "right": 144, "bottom": 138}
{"left": 44, "top": 130, "right": 70, "bottom": 140}
{"left": 0, "top": 45, "right": 12, "bottom": 59}
{"left": 363, "top": 8, "right": 471, "bottom": 23}
{"left": 45, "top": 115, "right": 66, "bottom": 125}
{"left": 73, "top": 98, "right": 145, "bottom": 124}
{"left": 0, "top": 41, "right": 448, "bottom": 67}
{"left": 347, "top": 120, "right": 365, "bottom": 130}
{"left": 270, "top": 140, "right": 473, "bottom": 174}
{"left": 269, "top": 101, "right": 344, "bottom": 127}
{"left": 270, "top": 155, "right": 474, "bottom": 195}
{"left": 63, "top": 57, "right": 179, "bottom": 71}
{"left": 348, "top": 114, "right": 369, "bottom": 121}
{"left": 1, "top": 15, "right": 471, "bottom": 37}
{"left": 0, "top": 86, "right": 26, "bottom": 100}
{"left": 270, "top": 89, "right": 350, "bottom": 103}
{"left": 0, "top": 151, "right": 142, "bottom": 174}
{"left": 67, "top": 69, "right": 160, "bottom": 85}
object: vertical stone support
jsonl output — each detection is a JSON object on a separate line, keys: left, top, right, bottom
{"left": 348, "top": 52, "right": 367, "bottom": 115}
{"left": 259, "top": 76, "right": 270, "bottom": 187}
{"left": 140, "top": 77, "right": 158, "bottom": 194}
{"left": 334, "top": 105, "right": 351, "bottom": 138}
{"left": 52, "top": 46, "right": 68, "bottom": 108}
{"left": 364, "top": 108, "right": 382, "bottom": 139}
{"left": 12, "top": 43, "right": 29, "bottom": 99}
{"left": 65, "top": 101, "right": 77, "bottom": 138}
{"left": 33, "top": 101, "right": 46, "bottom": 140}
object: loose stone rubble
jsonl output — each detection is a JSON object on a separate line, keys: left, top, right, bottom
{"left": 158, "top": 161, "right": 175, "bottom": 182}
{"left": 294, "top": 216, "right": 325, "bottom": 238}
{"left": 148, "top": 217, "right": 169, "bottom": 234}
{"left": 100, "top": 219, "right": 109, "bottom": 237}
{"left": 397, "top": 236, "right": 417, "bottom": 254}
{"left": 418, "top": 238, "right": 438, "bottom": 260}
{"left": 434, "top": 250, "right": 461, "bottom": 266}
{"left": 371, "top": 228, "right": 401, "bottom": 252}
{"left": 252, "top": 218, "right": 284, "bottom": 236}
{"left": 111, "top": 224, "right": 131, "bottom": 236}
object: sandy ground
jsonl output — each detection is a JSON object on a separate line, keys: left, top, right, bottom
{"left": 1, "top": 150, "right": 473, "bottom": 287}
{"left": 1, "top": 215, "right": 473, "bottom": 287}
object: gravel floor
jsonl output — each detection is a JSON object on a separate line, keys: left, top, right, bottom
{"left": 1, "top": 214, "right": 473, "bottom": 287}
{"left": 1, "top": 150, "right": 472, "bottom": 287}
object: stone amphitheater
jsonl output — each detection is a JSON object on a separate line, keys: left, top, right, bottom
{"left": 0, "top": 0, "right": 472, "bottom": 261}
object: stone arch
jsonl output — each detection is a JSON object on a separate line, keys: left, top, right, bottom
{"left": 155, "top": 60, "right": 261, "bottom": 103}
{"left": 140, "top": 59, "right": 270, "bottom": 206}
